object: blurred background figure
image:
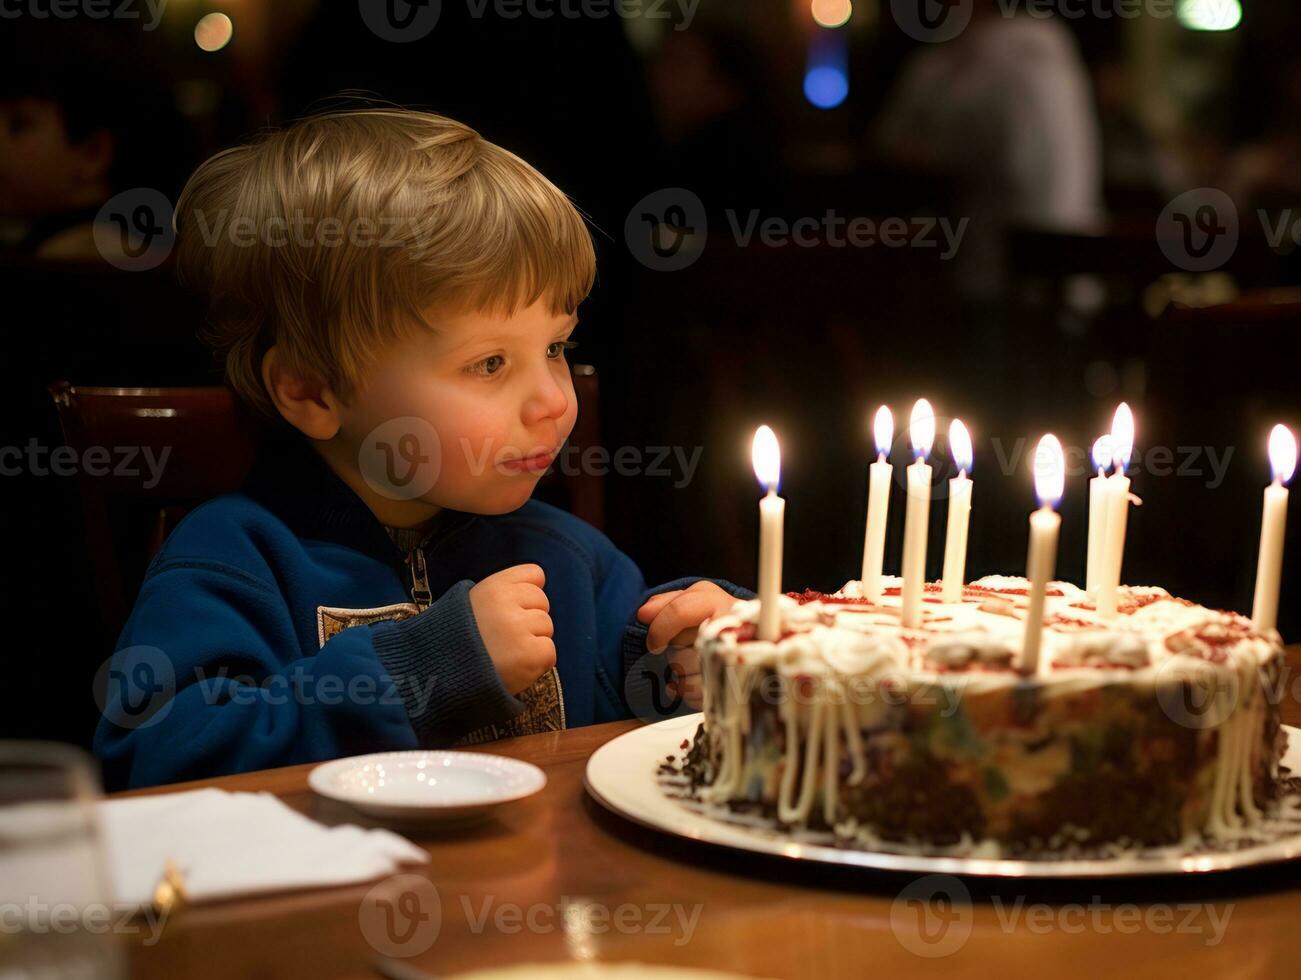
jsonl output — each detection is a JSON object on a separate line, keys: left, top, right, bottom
{"left": 874, "top": 0, "right": 1104, "bottom": 307}
{"left": 0, "top": 22, "right": 196, "bottom": 261}
{"left": 869, "top": 0, "right": 1103, "bottom": 305}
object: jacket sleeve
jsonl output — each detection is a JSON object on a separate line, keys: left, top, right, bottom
{"left": 94, "top": 560, "right": 519, "bottom": 789}
{"left": 588, "top": 543, "right": 753, "bottom": 722}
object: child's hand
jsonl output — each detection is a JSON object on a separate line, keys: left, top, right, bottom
{"left": 469, "top": 564, "right": 555, "bottom": 695}
{"left": 636, "top": 582, "right": 737, "bottom": 709}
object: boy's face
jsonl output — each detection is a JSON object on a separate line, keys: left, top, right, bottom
{"left": 330, "top": 297, "right": 579, "bottom": 523}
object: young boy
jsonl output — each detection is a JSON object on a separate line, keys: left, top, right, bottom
{"left": 93, "top": 109, "right": 749, "bottom": 789}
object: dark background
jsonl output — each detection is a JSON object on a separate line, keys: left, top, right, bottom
{"left": 1, "top": 0, "right": 1297, "bottom": 745}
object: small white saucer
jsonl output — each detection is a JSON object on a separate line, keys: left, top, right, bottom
{"left": 309, "top": 750, "right": 546, "bottom": 823}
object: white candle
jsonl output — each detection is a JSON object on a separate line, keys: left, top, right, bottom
{"left": 941, "top": 419, "right": 973, "bottom": 603}
{"left": 860, "top": 406, "right": 893, "bottom": 603}
{"left": 900, "top": 399, "right": 935, "bottom": 628}
{"left": 1022, "top": 434, "right": 1065, "bottom": 675}
{"left": 1252, "top": 424, "right": 1296, "bottom": 633}
{"left": 752, "top": 425, "right": 785, "bottom": 641}
{"left": 1085, "top": 434, "right": 1113, "bottom": 597}
{"left": 1096, "top": 403, "right": 1135, "bottom": 621}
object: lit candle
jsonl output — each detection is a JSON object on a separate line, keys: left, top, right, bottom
{"left": 1252, "top": 424, "right": 1297, "bottom": 634}
{"left": 860, "top": 406, "right": 894, "bottom": 602}
{"left": 752, "top": 425, "right": 785, "bottom": 641}
{"left": 941, "top": 419, "right": 973, "bottom": 603}
{"left": 1085, "top": 434, "right": 1113, "bottom": 597}
{"left": 1022, "top": 434, "right": 1065, "bottom": 675}
{"left": 900, "top": 399, "right": 935, "bottom": 628}
{"left": 1096, "top": 403, "right": 1135, "bottom": 620}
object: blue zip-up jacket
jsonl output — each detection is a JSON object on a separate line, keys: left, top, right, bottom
{"left": 94, "top": 435, "right": 751, "bottom": 788}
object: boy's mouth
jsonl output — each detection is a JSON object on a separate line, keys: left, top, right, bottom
{"left": 498, "top": 448, "right": 558, "bottom": 475}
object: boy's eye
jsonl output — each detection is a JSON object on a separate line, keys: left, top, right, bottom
{"left": 547, "top": 340, "right": 579, "bottom": 359}
{"left": 469, "top": 355, "right": 504, "bottom": 377}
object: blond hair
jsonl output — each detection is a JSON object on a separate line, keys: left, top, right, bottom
{"left": 174, "top": 108, "right": 596, "bottom": 420}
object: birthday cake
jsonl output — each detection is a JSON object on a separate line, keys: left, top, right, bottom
{"left": 673, "top": 576, "right": 1288, "bottom": 855}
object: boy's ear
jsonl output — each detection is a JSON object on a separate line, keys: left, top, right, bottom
{"left": 261, "top": 346, "right": 343, "bottom": 440}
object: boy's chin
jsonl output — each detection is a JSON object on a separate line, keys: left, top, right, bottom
{"left": 437, "top": 478, "right": 540, "bottom": 516}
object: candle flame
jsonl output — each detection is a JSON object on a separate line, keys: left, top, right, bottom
{"left": 1269, "top": 424, "right": 1297, "bottom": 484}
{"left": 909, "top": 399, "right": 935, "bottom": 461}
{"left": 752, "top": 424, "right": 781, "bottom": 491}
{"left": 873, "top": 405, "right": 893, "bottom": 458}
{"left": 1111, "top": 403, "right": 1134, "bottom": 472}
{"left": 1091, "top": 434, "right": 1113, "bottom": 473}
{"left": 949, "top": 419, "right": 972, "bottom": 473}
{"left": 1033, "top": 434, "right": 1065, "bottom": 507}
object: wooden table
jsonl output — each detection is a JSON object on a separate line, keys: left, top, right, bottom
{"left": 117, "top": 650, "right": 1301, "bottom": 980}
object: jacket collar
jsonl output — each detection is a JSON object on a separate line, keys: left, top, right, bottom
{"left": 241, "top": 434, "right": 477, "bottom": 567}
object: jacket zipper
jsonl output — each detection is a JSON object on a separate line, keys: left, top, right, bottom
{"left": 409, "top": 547, "right": 432, "bottom": 610}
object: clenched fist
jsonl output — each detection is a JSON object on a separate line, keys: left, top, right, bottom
{"left": 469, "top": 563, "right": 555, "bottom": 695}
{"left": 636, "top": 580, "right": 737, "bottom": 709}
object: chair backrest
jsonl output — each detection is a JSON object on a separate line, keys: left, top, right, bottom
{"left": 49, "top": 367, "right": 603, "bottom": 644}
{"left": 48, "top": 383, "right": 260, "bottom": 642}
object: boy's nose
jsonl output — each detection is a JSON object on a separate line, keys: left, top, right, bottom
{"left": 521, "top": 368, "right": 570, "bottom": 427}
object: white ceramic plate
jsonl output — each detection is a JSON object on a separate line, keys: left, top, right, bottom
{"left": 585, "top": 715, "right": 1301, "bottom": 878}
{"left": 310, "top": 750, "right": 546, "bottom": 823}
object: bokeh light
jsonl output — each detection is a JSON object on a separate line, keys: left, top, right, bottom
{"left": 195, "top": 12, "right": 234, "bottom": 52}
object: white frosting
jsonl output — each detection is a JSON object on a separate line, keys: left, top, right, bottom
{"left": 694, "top": 575, "right": 1284, "bottom": 843}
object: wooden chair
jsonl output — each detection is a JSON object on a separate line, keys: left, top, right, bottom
{"left": 49, "top": 366, "right": 603, "bottom": 644}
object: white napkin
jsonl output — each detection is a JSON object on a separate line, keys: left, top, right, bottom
{"left": 97, "top": 787, "right": 429, "bottom": 908}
